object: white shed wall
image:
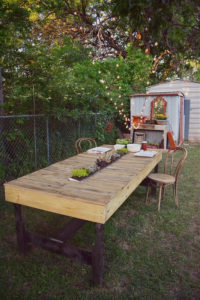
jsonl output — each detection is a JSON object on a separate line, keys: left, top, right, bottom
{"left": 147, "top": 80, "right": 200, "bottom": 141}
{"left": 130, "top": 95, "right": 181, "bottom": 143}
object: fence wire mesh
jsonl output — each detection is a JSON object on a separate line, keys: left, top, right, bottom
{"left": 0, "top": 114, "right": 117, "bottom": 185}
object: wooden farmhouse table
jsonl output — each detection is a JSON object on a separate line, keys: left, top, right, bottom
{"left": 4, "top": 145, "right": 162, "bottom": 285}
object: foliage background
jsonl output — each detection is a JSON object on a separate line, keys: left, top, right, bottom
{"left": 1, "top": 0, "right": 200, "bottom": 124}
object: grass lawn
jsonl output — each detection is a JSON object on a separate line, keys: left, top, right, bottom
{"left": 0, "top": 142, "right": 200, "bottom": 300}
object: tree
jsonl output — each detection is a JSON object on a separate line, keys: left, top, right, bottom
{"left": 29, "top": 0, "right": 130, "bottom": 59}
{"left": 112, "top": 0, "right": 200, "bottom": 79}
{"left": 0, "top": 0, "right": 31, "bottom": 58}
{"left": 0, "top": 0, "right": 153, "bottom": 125}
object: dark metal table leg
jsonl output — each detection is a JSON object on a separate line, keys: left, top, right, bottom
{"left": 14, "top": 204, "right": 28, "bottom": 254}
{"left": 92, "top": 223, "right": 104, "bottom": 286}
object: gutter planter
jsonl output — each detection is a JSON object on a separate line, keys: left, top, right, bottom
{"left": 69, "top": 149, "right": 128, "bottom": 182}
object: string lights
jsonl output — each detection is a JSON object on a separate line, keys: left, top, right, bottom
{"left": 91, "top": 33, "right": 169, "bottom": 133}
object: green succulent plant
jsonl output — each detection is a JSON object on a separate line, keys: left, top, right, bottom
{"left": 116, "top": 138, "right": 131, "bottom": 145}
{"left": 71, "top": 168, "right": 91, "bottom": 178}
{"left": 117, "top": 148, "right": 129, "bottom": 155}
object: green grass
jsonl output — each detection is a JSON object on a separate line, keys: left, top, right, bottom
{"left": 0, "top": 142, "right": 200, "bottom": 300}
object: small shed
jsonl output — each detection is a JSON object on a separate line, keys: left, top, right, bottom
{"left": 130, "top": 92, "right": 184, "bottom": 148}
{"left": 147, "top": 80, "right": 200, "bottom": 141}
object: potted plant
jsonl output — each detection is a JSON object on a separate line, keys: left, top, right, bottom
{"left": 115, "top": 138, "right": 131, "bottom": 147}
{"left": 71, "top": 168, "right": 92, "bottom": 181}
{"left": 155, "top": 114, "right": 168, "bottom": 125}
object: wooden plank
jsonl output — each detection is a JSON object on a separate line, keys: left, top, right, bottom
{"left": 104, "top": 152, "right": 162, "bottom": 220}
{"left": 56, "top": 218, "right": 86, "bottom": 242}
{"left": 26, "top": 231, "right": 92, "bottom": 265}
{"left": 14, "top": 204, "right": 28, "bottom": 254}
{"left": 4, "top": 184, "right": 106, "bottom": 223}
{"left": 9, "top": 177, "right": 112, "bottom": 201}
{"left": 92, "top": 224, "right": 104, "bottom": 286}
{"left": 4, "top": 147, "right": 162, "bottom": 224}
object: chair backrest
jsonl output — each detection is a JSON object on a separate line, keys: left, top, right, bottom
{"left": 164, "top": 147, "right": 187, "bottom": 181}
{"left": 75, "top": 138, "right": 97, "bottom": 154}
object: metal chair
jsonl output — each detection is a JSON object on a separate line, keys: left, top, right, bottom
{"left": 75, "top": 138, "right": 97, "bottom": 154}
{"left": 146, "top": 147, "right": 187, "bottom": 211}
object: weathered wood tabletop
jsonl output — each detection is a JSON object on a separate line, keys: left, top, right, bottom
{"left": 4, "top": 145, "right": 162, "bottom": 224}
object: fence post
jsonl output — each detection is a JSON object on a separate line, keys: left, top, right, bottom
{"left": 0, "top": 68, "right": 4, "bottom": 116}
{"left": 33, "top": 116, "right": 37, "bottom": 169}
{"left": 0, "top": 68, "right": 4, "bottom": 138}
{"left": 78, "top": 118, "right": 81, "bottom": 137}
{"left": 46, "top": 116, "right": 50, "bottom": 165}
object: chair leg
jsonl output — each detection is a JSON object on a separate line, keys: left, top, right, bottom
{"left": 146, "top": 181, "right": 151, "bottom": 203}
{"left": 158, "top": 184, "right": 163, "bottom": 211}
{"left": 174, "top": 182, "right": 179, "bottom": 207}
{"left": 162, "top": 185, "right": 166, "bottom": 200}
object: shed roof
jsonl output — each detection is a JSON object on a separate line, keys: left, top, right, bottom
{"left": 129, "top": 92, "right": 184, "bottom": 97}
{"left": 148, "top": 79, "right": 200, "bottom": 89}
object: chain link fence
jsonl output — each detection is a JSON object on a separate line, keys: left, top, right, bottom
{"left": 0, "top": 114, "right": 117, "bottom": 187}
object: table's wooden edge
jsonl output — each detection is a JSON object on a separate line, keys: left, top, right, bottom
{"left": 3, "top": 182, "right": 105, "bottom": 206}
{"left": 104, "top": 151, "right": 162, "bottom": 222}
{"left": 4, "top": 183, "right": 106, "bottom": 224}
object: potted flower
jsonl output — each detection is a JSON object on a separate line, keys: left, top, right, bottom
{"left": 155, "top": 114, "right": 168, "bottom": 125}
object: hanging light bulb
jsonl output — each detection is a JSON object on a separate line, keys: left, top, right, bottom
{"left": 121, "top": 102, "right": 123, "bottom": 106}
